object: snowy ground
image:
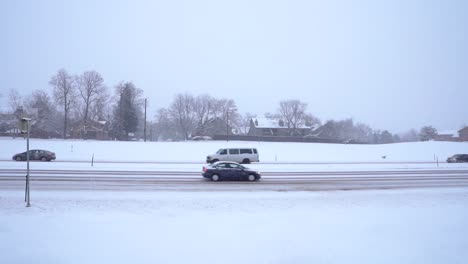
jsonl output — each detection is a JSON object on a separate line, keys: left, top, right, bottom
{"left": 2, "top": 137, "right": 468, "bottom": 173}
{"left": 2, "top": 138, "right": 468, "bottom": 263}
{"left": 1, "top": 188, "right": 468, "bottom": 264}
{"left": 1, "top": 137, "right": 467, "bottom": 163}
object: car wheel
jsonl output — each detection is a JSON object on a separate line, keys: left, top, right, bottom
{"left": 41, "top": 157, "right": 47, "bottom": 162}
{"left": 247, "top": 174, "right": 256, "bottom": 182}
{"left": 242, "top": 158, "right": 250, "bottom": 164}
{"left": 211, "top": 174, "right": 220, "bottom": 182}
{"left": 16, "top": 156, "right": 23, "bottom": 161}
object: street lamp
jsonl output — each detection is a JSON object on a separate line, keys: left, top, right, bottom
{"left": 20, "top": 117, "right": 31, "bottom": 207}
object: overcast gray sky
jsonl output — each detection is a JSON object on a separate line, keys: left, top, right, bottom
{"left": 1, "top": 0, "right": 467, "bottom": 133}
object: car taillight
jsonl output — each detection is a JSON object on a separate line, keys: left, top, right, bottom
{"left": 202, "top": 167, "right": 207, "bottom": 172}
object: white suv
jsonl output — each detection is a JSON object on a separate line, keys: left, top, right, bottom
{"left": 206, "top": 148, "right": 259, "bottom": 164}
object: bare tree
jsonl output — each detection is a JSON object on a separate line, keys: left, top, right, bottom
{"left": 169, "top": 93, "right": 196, "bottom": 140}
{"left": 25, "top": 89, "right": 61, "bottom": 137}
{"left": 277, "top": 99, "right": 308, "bottom": 135}
{"left": 76, "top": 71, "right": 107, "bottom": 131}
{"left": 8, "top": 88, "right": 23, "bottom": 113}
{"left": 239, "top": 113, "right": 256, "bottom": 135}
{"left": 152, "top": 108, "right": 176, "bottom": 141}
{"left": 50, "top": 69, "right": 76, "bottom": 138}
{"left": 303, "top": 113, "right": 321, "bottom": 128}
{"left": 193, "top": 95, "right": 216, "bottom": 127}
{"left": 214, "top": 98, "right": 240, "bottom": 135}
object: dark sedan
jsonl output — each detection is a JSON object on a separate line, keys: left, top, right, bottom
{"left": 202, "top": 161, "right": 261, "bottom": 182}
{"left": 13, "top": 150, "right": 56, "bottom": 161}
{"left": 447, "top": 154, "right": 468, "bottom": 163}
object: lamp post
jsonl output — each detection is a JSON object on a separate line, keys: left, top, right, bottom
{"left": 226, "top": 110, "right": 229, "bottom": 142}
{"left": 21, "top": 118, "right": 31, "bottom": 207}
{"left": 144, "top": 98, "right": 147, "bottom": 142}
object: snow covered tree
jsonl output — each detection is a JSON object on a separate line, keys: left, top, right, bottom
{"left": 419, "top": 126, "right": 437, "bottom": 141}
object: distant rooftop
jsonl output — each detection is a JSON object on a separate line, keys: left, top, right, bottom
{"left": 251, "top": 117, "right": 316, "bottom": 129}
{"left": 438, "top": 130, "right": 457, "bottom": 136}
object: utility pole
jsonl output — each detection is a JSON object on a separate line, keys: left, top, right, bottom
{"left": 144, "top": 98, "right": 147, "bottom": 142}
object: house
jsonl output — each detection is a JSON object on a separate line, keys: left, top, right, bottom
{"left": 459, "top": 127, "right": 468, "bottom": 141}
{"left": 434, "top": 130, "right": 459, "bottom": 142}
{"left": 434, "top": 127, "right": 468, "bottom": 142}
{"left": 0, "top": 108, "right": 27, "bottom": 137}
{"left": 248, "top": 117, "right": 315, "bottom": 137}
{"left": 71, "top": 120, "right": 109, "bottom": 140}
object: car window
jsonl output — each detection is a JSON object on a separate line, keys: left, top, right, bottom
{"left": 240, "top": 149, "right": 252, "bottom": 154}
{"left": 253, "top": 149, "right": 258, "bottom": 154}
{"left": 217, "top": 149, "right": 227, "bottom": 155}
{"left": 230, "top": 164, "right": 243, "bottom": 169}
{"left": 216, "top": 163, "right": 228, "bottom": 168}
{"left": 229, "top": 149, "right": 239, "bottom": 155}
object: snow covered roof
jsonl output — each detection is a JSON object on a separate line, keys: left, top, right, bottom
{"left": 251, "top": 118, "right": 285, "bottom": 128}
{"left": 251, "top": 117, "right": 314, "bottom": 129}
{"left": 438, "top": 130, "right": 457, "bottom": 136}
{"left": 5, "top": 128, "right": 21, "bottom": 133}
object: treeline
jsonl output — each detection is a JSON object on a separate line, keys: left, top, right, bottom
{"left": 0, "top": 68, "right": 436, "bottom": 143}
{"left": 2, "top": 69, "right": 145, "bottom": 140}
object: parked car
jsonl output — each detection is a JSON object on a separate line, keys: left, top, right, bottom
{"left": 206, "top": 148, "right": 259, "bottom": 164}
{"left": 13, "top": 150, "right": 56, "bottom": 161}
{"left": 446, "top": 154, "right": 468, "bottom": 163}
{"left": 202, "top": 161, "right": 261, "bottom": 181}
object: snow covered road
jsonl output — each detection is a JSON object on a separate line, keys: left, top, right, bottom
{"left": 2, "top": 168, "right": 468, "bottom": 191}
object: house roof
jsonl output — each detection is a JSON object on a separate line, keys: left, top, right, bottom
{"left": 251, "top": 117, "right": 315, "bottom": 129}
{"left": 438, "top": 130, "right": 457, "bottom": 136}
{"left": 251, "top": 118, "right": 284, "bottom": 128}
{"left": 459, "top": 126, "right": 468, "bottom": 133}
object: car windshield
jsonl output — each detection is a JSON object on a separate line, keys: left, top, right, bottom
{"left": 216, "top": 149, "right": 227, "bottom": 154}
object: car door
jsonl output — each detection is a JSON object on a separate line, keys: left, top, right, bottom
{"left": 217, "top": 149, "right": 228, "bottom": 161}
{"left": 462, "top": 155, "right": 468, "bottom": 162}
{"left": 228, "top": 149, "right": 240, "bottom": 162}
{"left": 229, "top": 163, "right": 245, "bottom": 180}
{"left": 216, "top": 163, "right": 231, "bottom": 179}
{"left": 30, "top": 150, "right": 39, "bottom": 160}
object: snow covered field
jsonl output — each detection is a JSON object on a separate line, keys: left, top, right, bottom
{"left": 1, "top": 137, "right": 467, "bottom": 163}
{"left": 1, "top": 188, "right": 468, "bottom": 264}
{"left": 1, "top": 137, "right": 468, "bottom": 174}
